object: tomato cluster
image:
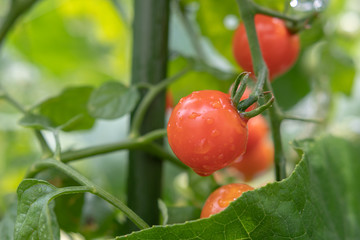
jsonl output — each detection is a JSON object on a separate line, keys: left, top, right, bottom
{"left": 167, "top": 13, "right": 293, "bottom": 220}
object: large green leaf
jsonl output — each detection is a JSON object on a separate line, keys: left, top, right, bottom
{"left": 88, "top": 81, "right": 140, "bottom": 119}
{"left": 115, "top": 135, "right": 360, "bottom": 239}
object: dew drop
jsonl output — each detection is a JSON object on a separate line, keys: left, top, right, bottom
{"left": 189, "top": 112, "right": 201, "bottom": 119}
{"left": 206, "top": 118, "right": 214, "bottom": 124}
{"left": 218, "top": 199, "right": 229, "bottom": 208}
{"left": 211, "top": 101, "right": 222, "bottom": 109}
{"left": 211, "top": 129, "right": 220, "bottom": 137}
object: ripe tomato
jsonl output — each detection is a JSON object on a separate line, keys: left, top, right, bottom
{"left": 232, "top": 14, "right": 300, "bottom": 80}
{"left": 246, "top": 114, "right": 269, "bottom": 151}
{"left": 231, "top": 139, "right": 274, "bottom": 181}
{"left": 200, "top": 183, "right": 254, "bottom": 218}
{"left": 167, "top": 90, "right": 248, "bottom": 176}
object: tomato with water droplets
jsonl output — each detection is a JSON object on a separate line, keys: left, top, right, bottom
{"left": 167, "top": 90, "right": 248, "bottom": 176}
{"left": 200, "top": 183, "right": 254, "bottom": 218}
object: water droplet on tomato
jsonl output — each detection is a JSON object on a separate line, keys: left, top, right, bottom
{"left": 211, "top": 129, "right": 220, "bottom": 137}
{"left": 189, "top": 112, "right": 201, "bottom": 119}
{"left": 194, "top": 138, "right": 210, "bottom": 154}
{"left": 211, "top": 101, "right": 222, "bottom": 109}
{"left": 206, "top": 118, "right": 214, "bottom": 124}
{"left": 218, "top": 199, "right": 229, "bottom": 208}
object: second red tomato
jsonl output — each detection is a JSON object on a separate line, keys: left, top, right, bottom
{"left": 232, "top": 14, "right": 300, "bottom": 80}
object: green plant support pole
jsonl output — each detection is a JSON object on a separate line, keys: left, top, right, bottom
{"left": 126, "top": 0, "right": 170, "bottom": 232}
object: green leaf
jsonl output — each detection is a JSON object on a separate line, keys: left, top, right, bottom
{"left": 167, "top": 206, "right": 201, "bottom": 224}
{"left": 15, "top": 179, "right": 60, "bottom": 240}
{"left": 18, "top": 113, "right": 54, "bottom": 130}
{"left": 88, "top": 81, "right": 140, "bottom": 119}
{"left": 38, "top": 86, "right": 95, "bottom": 131}
{"left": 115, "top": 135, "right": 360, "bottom": 239}
{"left": 15, "top": 179, "right": 91, "bottom": 240}
{"left": 37, "top": 169, "right": 85, "bottom": 234}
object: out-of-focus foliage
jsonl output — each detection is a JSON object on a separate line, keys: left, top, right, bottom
{"left": 0, "top": 0, "right": 360, "bottom": 239}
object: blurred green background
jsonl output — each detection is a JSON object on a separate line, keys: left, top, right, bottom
{"left": 0, "top": 0, "right": 360, "bottom": 238}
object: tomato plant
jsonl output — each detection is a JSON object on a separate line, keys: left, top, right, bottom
{"left": 232, "top": 14, "right": 300, "bottom": 80}
{"left": 167, "top": 90, "right": 248, "bottom": 176}
{"left": 200, "top": 183, "right": 254, "bottom": 218}
{"left": 0, "top": 0, "right": 358, "bottom": 239}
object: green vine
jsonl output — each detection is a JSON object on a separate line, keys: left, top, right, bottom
{"left": 26, "top": 158, "right": 149, "bottom": 230}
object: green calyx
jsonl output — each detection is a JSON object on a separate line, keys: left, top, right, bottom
{"left": 230, "top": 72, "right": 274, "bottom": 119}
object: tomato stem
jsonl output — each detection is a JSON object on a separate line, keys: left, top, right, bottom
{"left": 0, "top": 89, "right": 53, "bottom": 158}
{"left": 0, "top": 0, "right": 39, "bottom": 47}
{"left": 60, "top": 129, "right": 187, "bottom": 167}
{"left": 231, "top": 72, "right": 249, "bottom": 106}
{"left": 252, "top": 1, "right": 319, "bottom": 34}
{"left": 173, "top": 0, "right": 207, "bottom": 61}
{"left": 25, "top": 158, "right": 150, "bottom": 230}
{"left": 282, "top": 115, "right": 323, "bottom": 123}
{"left": 236, "top": 0, "right": 287, "bottom": 181}
{"left": 129, "top": 66, "right": 191, "bottom": 138}
{"left": 241, "top": 93, "right": 274, "bottom": 118}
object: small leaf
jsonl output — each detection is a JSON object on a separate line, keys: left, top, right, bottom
{"left": 88, "top": 81, "right": 140, "bottom": 119}
{"left": 18, "top": 113, "right": 54, "bottom": 130}
{"left": 15, "top": 179, "right": 60, "bottom": 240}
{"left": 38, "top": 86, "right": 95, "bottom": 131}
{"left": 15, "top": 179, "right": 91, "bottom": 240}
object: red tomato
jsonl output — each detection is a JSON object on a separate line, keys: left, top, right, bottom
{"left": 167, "top": 90, "right": 248, "bottom": 176}
{"left": 231, "top": 139, "right": 274, "bottom": 181}
{"left": 200, "top": 183, "right": 254, "bottom": 218}
{"left": 232, "top": 14, "right": 300, "bottom": 80}
{"left": 246, "top": 114, "right": 269, "bottom": 151}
